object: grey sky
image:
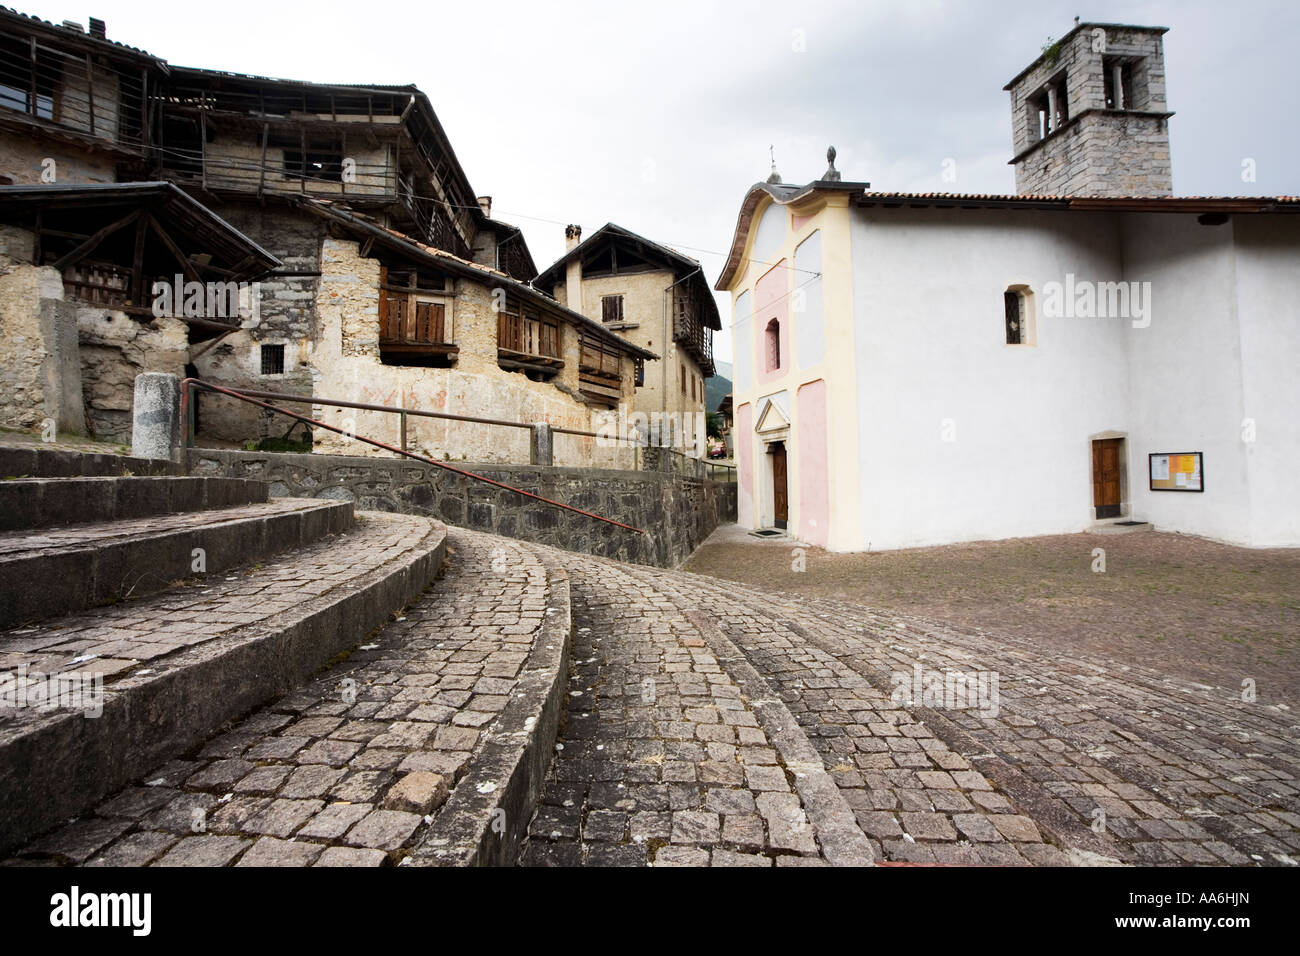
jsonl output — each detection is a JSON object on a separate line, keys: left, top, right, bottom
{"left": 25, "top": 0, "right": 1298, "bottom": 363}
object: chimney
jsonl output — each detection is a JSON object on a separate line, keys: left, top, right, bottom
{"left": 564, "top": 225, "right": 583, "bottom": 313}
{"left": 88, "top": 17, "right": 106, "bottom": 39}
{"left": 61, "top": 20, "right": 84, "bottom": 32}
{"left": 476, "top": 195, "right": 492, "bottom": 219}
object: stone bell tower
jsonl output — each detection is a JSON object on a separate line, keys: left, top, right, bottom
{"left": 1005, "top": 22, "right": 1174, "bottom": 196}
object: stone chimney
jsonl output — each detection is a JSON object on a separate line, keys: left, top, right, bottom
{"left": 564, "top": 225, "right": 583, "bottom": 312}
{"left": 88, "top": 17, "right": 106, "bottom": 40}
{"left": 477, "top": 195, "right": 492, "bottom": 218}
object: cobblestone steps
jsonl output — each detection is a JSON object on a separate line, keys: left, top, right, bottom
{"left": 0, "top": 510, "right": 446, "bottom": 857}
{"left": 0, "top": 476, "right": 269, "bottom": 531}
{"left": 3, "top": 529, "right": 574, "bottom": 867}
{"left": 0, "top": 498, "right": 353, "bottom": 628}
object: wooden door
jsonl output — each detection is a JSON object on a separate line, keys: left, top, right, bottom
{"left": 1092, "top": 439, "right": 1122, "bottom": 518}
{"left": 771, "top": 441, "right": 788, "bottom": 529}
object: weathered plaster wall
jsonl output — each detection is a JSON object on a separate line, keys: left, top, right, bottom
{"left": 189, "top": 447, "right": 735, "bottom": 568}
{"left": 0, "top": 135, "right": 116, "bottom": 185}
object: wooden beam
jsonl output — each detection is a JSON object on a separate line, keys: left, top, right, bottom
{"left": 85, "top": 54, "right": 95, "bottom": 135}
{"left": 257, "top": 122, "right": 268, "bottom": 198}
{"left": 131, "top": 215, "right": 147, "bottom": 307}
{"left": 52, "top": 209, "right": 142, "bottom": 270}
{"left": 144, "top": 213, "right": 202, "bottom": 284}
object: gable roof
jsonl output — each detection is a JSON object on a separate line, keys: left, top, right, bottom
{"left": 534, "top": 222, "right": 721, "bottom": 331}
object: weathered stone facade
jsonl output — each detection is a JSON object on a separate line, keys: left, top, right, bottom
{"left": 189, "top": 448, "right": 736, "bottom": 568}
{"left": 1007, "top": 24, "right": 1172, "bottom": 196}
{"left": 306, "top": 237, "right": 637, "bottom": 468}
{"left": 189, "top": 203, "right": 322, "bottom": 445}
{"left": 0, "top": 227, "right": 83, "bottom": 434}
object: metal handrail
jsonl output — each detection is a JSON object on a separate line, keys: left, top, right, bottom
{"left": 180, "top": 378, "right": 645, "bottom": 534}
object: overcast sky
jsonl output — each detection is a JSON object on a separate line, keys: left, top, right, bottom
{"left": 23, "top": 0, "right": 1298, "bottom": 364}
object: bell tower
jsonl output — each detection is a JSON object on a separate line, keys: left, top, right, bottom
{"left": 1005, "top": 23, "right": 1173, "bottom": 196}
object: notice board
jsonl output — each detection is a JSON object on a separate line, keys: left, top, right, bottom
{"left": 1149, "top": 452, "right": 1204, "bottom": 492}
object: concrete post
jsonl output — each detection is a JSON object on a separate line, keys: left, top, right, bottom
{"left": 132, "top": 372, "right": 182, "bottom": 462}
{"left": 530, "top": 422, "right": 554, "bottom": 467}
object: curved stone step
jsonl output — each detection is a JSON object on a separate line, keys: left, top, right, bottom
{"left": 0, "top": 498, "right": 352, "bottom": 629}
{"left": 0, "top": 476, "right": 269, "bottom": 531}
{"left": 3, "top": 527, "right": 566, "bottom": 868}
{"left": 0, "top": 512, "right": 446, "bottom": 857}
{"left": 0, "top": 445, "right": 185, "bottom": 479}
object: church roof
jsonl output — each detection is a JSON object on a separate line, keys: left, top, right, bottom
{"left": 716, "top": 183, "right": 1300, "bottom": 290}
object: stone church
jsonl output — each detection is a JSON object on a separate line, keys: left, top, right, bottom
{"left": 717, "top": 22, "right": 1299, "bottom": 551}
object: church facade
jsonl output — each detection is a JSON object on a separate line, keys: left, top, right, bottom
{"left": 716, "top": 23, "right": 1299, "bottom": 551}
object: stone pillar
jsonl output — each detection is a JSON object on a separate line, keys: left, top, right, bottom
{"left": 132, "top": 372, "right": 182, "bottom": 462}
{"left": 530, "top": 422, "right": 554, "bottom": 467}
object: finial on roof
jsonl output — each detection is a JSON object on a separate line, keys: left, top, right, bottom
{"left": 1074, "top": 15, "right": 1080, "bottom": 25}
{"left": 823, "top": 145, "right": 842, "bottom": 182}
{"left": 766, "top": 145, "right": 782, "bottom": 184}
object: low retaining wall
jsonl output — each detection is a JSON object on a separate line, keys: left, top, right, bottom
{"left": 188, "top": 448, "right": 737, "bottom": 568}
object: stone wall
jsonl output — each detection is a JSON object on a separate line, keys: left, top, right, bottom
{"left": 189, "top": 448, "right": 736, "bottom": 568}
{"left": 76, "top": 307, "right": 189, "bottom": 441}
{"left": 190, "top": 201, "right": 322, "bottom": 444}
{"left": 0, "top": 229, "right": 84, "bottom": 434}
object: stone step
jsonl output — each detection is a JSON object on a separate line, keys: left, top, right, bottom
{"left": 0, "top": 498, "right": 352, "bottom": 629}
{"left": 0, "top": 476, "right": 269, "bottom": 531}
{"left": 0, "top": 512, "right": 447, "bottom": 857}
{"left": 4, "top": 527, "right": 569, "bottom": 867}
{"left": 0, "top": 445, "right": 185, "bottom": 479}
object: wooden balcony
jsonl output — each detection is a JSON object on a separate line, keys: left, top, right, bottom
{"left": 497, "top": 310, "right": 563, "bottom": 378}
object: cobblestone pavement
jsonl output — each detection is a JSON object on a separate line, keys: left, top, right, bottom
{"left": 9, "top": 524, "right": 1297, "bottom": 867}
{"left": 6, "top": 530, "right": 549, "bottom": 866}
{"left": 0, "top": 512, "right": 430, "bottom": 694}
{"left": 521, "top": 554, "right": 873, "bottom": 867}
{"left": 667, "top": 569, "right": 1300, "bottom": 866}
{"left": 519, "top": 543, "right": 1298, "bottom": 867}
{"left": 683, "top": 526, "right": 1300, "bottom": 704}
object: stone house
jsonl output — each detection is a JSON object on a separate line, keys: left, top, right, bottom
{"left": 717, "top": 23, "right": 1300, "bottom": 551}
{"left": 0, "top": 9, "right": 655, "bottom": 467}
{"left": 533, "top": 223, "right": 720, "bottom": 456}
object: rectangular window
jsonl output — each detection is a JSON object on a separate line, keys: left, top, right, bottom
{"left": 261, "top": 343, "right": 285, "bottom": 375}
{"left": 601, "top": 294, "right": 624, "bottom": 323}
{"left": 1004, "top": 291, "right": 1023, "bottom": 345}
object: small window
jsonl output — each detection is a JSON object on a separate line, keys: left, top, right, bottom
{"left": 1004, "top": 286, "right": 1036, "bottom": 346}
{"left": 765, "top": 319, "right": 781, "bottom": 372}
{"left": 261, "top": 343, "right": 285, "bottom": 375}
{"left": 1029, "top": 75, "right": 1069, "bottom": 139}
{"left": 601, "top": 294, "right": 624, "bottom": 323}
{"left": 681, "top": 364, "right": 686, "bottom": 394}
{"left": 1103, "top": 57, "right": 1135, "bottom": 110}
{"left": 1004, "top": 292, "right": 1022, "bottom": 345}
